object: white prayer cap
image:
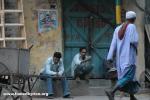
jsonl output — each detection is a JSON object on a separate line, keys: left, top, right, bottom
{"left": 126, "top": 11, "right": 136, "bottom": 19}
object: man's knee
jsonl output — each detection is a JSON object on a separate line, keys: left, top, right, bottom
{"left": 85, "top": 65, "right": 93, "bottom": 73}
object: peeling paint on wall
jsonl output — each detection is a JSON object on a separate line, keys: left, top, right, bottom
{"left": 23, "top": 0, "right": 63, "bottom": 73}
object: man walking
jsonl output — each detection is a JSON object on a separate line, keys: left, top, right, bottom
{"left": 106, "top": 11, "right": 140, "bottom": 100}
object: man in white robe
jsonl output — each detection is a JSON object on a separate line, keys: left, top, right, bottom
{"left": 105, "top": 11, "right": 140, "bottom": 100}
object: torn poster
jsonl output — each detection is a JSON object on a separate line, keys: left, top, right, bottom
{"left": 38, "top": 9, "right": 58, "bottom": 33}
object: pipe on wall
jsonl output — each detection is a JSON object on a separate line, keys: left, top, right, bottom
{"left": 116, "top": 0, "right": 121, "bottom": 25}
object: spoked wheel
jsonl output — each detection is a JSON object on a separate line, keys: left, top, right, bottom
{"left": 0, "top": 62, "right": 10, "bottom": 84}
{"left": 0, "top": 62, "right": 16, "bottom": 100}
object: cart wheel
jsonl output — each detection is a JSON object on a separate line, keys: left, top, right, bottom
{"left": 0, "top": 62, "right": 15, "bottom": 100}
{"left": 0, "top": 86, "right": 2, "bottom": 95}
{"left": 0, "top": 62, "right": 10, "bottom": 84}
{"left": 0, "top": 62, "right": 10, "bottom": 94}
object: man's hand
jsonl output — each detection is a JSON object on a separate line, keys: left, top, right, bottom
{"left": 56, "top": 72, "right": 62, "bottom": 77}
{"left": 107, "top": 59, "right": 113, "bottom": 63}
{"left": 105, "top": 59, "right": 114, "bottom": 70}
{"left": 56, "top": 72, "right": 59, "bottom": 76}
{"left": 81, "top": 56, "right": 91, "bottom": 64}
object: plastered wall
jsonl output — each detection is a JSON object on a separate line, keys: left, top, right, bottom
{"left": 23, "top": 0, "right": 63, "bottom": 73}
{"left": 23, "top": 0, "right": 146, "bottom": 84}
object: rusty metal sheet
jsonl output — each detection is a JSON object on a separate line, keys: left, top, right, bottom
{"left": 0, "top": 48, "right": 29, "bottom": 75}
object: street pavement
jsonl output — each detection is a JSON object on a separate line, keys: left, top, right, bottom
{"left": 33, "top": 93, "right": 150, "bottom": 100}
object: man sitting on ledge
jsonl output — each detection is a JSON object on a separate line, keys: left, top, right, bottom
{"left": 40, "top": 52, "right": 70, "bottom": 98}
{"left": 71, "top": 47, "right": 93, "bottom": 82}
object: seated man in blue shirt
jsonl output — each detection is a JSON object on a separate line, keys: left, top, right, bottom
{"left": 40, "top": 52, "right": 70, "bottom": 98}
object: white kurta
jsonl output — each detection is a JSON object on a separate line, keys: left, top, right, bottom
{"left": 71, "top": 53, "right": 82, "bottom": 77}
{"left": 107, "top": 23, "right": 138, "bottom": 79}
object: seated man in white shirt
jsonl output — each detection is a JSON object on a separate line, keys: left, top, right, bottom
{"left": 40, "top": 52, "right": 70, "bottom": 98}
{"left": 71, "top": 47, "right": 93, "bottom": 82}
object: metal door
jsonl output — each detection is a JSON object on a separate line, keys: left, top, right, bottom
{"left": 63, "top": 0, "right": 115, "bottom": 78}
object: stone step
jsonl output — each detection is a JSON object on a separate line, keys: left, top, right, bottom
{"left": 70, "top": 79, "right": 112, "bottom": 96}
{"left": 31, "top": 79, "right": 112, "bottom": 96}
{"left": 89, "top": 79, "right": 112, "bottom": 87}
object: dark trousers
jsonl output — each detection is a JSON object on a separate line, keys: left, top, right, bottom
{"left": 74, "top": 64, "right": 93, "bottom": 79}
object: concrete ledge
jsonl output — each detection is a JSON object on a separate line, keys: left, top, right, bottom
{"left": 31, "top": 79, "right": 112, "bottom": 97}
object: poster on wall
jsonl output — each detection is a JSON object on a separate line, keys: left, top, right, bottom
{"left": 38, "top": 9, "right": 58, "bottom": 33}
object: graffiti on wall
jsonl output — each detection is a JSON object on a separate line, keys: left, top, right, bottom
{"left": 38, "top": 9, "right": 58, "bottom": 33}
